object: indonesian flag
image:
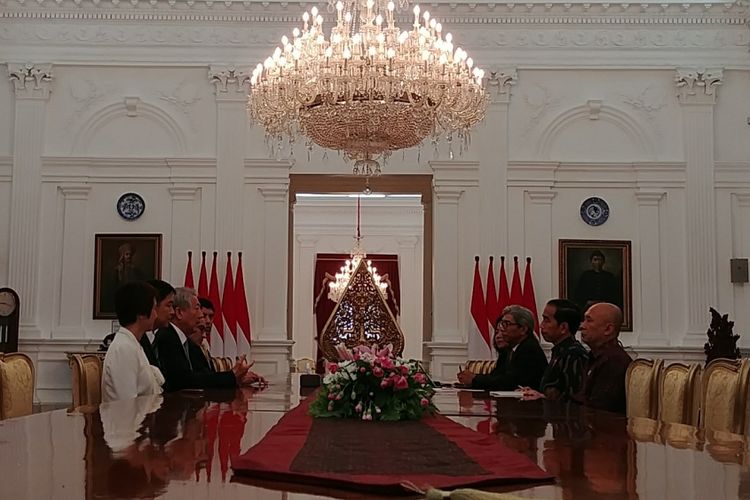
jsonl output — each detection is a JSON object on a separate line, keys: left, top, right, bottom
{"left": 509, "top": 256, "right": 524, "bottom": 307}
{"left": 498, "top": 256, "right": 511, "bottom": 312}
{"left": 522, "top": 257, "right": 540, "bottom": 336}
{"left": 469, "top": 256, "right": 492, "bottom": 359}
{"left": 234, "top": 252, "right": 253, "bottom": 356}
{"left": 197, "top": 251, "right": 209, "bottom": 298}
{"left": 207, "top": 252, "right": 224, "bottom": 356}
{"left": 222, "top": 252, "right": 238, "bottom": 359}
{"left": 184, "top": 251, "right": 195, "bottom": 289}
{"left": 485, "top": 256, "right": 501, "bottom": 331}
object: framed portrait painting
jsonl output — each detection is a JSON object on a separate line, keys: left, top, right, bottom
{"left": 94, "top": 234, "right": 162, "bottom": 319}
{"left": 559, "top": 239, "right": 632, "bottom": 331}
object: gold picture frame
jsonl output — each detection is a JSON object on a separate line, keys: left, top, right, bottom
{"left": 93, "top": 234, "right": 162, "bottom": 319}
{"left": 559, "top": 239, "right": 632, "bottom": 331}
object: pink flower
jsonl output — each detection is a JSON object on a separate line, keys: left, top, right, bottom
{"left": 359, "top": 366, "right": 366, "bottom": 373}
{"left": 394, "top": 375, "right": 409, "bottom": 391}
{"left": 328, "top": 363, "right": 338, "bottom": 374}
{"left": 335, "top": 343, "right": 355, "bottom": 361}
{"left": 380, "top": 357, "right": 394, "bottom": 370}
{"left": 380, "top": 378, "right": 391, "bottom": 388}
{"left": 372, "top": 366, "right": 384, "bottom": 378}
{"left": 400, "top": 365, "right": 410, "bottom": 375}
{"left": 328, "top": 401, "right": 334, "bottom": 411}
{"left": 355, "top": 403, "right": 363, "bottom": 413}
{"left": 413, "top": 373, "right": 426, "bottom": 384}
{"left": 420, "top": 398, "right": 429, "bottom": 407}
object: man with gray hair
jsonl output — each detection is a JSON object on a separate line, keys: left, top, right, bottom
{"left": 154, "top": 287, "right": 256, "bottom": 391}
{"left": 457, "top": 304, "right": 548, "bottom": 391}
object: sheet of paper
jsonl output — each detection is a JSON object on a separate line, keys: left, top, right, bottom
{"left": 489, "top": 391, "right": 524, "bottom": 398}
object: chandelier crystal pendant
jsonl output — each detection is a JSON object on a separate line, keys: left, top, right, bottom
{"left": 327, "top": 196, "right": 388, "bottom": 302}
{"left": 249, "top": 0, "right": 488, "bottom": 174}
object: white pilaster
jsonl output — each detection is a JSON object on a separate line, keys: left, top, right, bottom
{"left": 168, "top": 186, "right": 201, "bottom": 283}
{"left": 428, "top": 161, "right": 479, "bottom": 378}
{"left": 675, "top": 68, "right": 722, "bottom": 342}
{"left": 292, "top": 235, "right": 318, "bottom": 361}
{"left": 478, "top": 69, "right": 516, "bottom": 257}
{"left": 258, "top": 185, "right": 290, "bottom": 341}
{"left": 209, "top": 65, "right": 250, "bottom": 251}
{"left": 53, "top": 185, "right": 91, "bottom": 338}
{"left": 7, "top": 63, "right": 53, "bottom": 337}
{"left": 526, "top": 190, "right": 556, "bottom": 308}
{"left": 635, "top": 190, "right": 667, "bottom": 345}
{"left": 396, "top": 235, "right": 422, "bottom": 361}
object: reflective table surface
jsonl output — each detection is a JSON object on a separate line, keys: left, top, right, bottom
{"left": 2, "top": 377, "right": 750, "bottom": 499}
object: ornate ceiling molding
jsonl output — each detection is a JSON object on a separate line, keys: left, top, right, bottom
{"left": 0, "top": 0, "right": 747, "bottom": 24}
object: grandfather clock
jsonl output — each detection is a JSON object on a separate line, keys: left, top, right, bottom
{"left": 0, "top": 287, "right": 20, "bottom": 353}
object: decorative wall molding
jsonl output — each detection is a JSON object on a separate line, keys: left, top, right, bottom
{"left": 57, "top": 184, "right": 91, "bottom": 200}
{"left": 8, "top": 63, "right": 53, "bottom": 99}
{"left": 41, "top": 156, "right": 216, "bottom": 182}
{"left": 675, "top": 68, "right": 724, "bottom": 104}
{"left": 537, "top": 102, "right": 656, "bottom": 159}
{"left": 0, "top": 156, "right": 12, "bottom": 181}
{"left": 430, "top": 160, "right": 480, "bottom": 188}
{"left": 486, "top": 68, "right": 517, "bottom": 104}
{"left": 209, "top": 64, "right": 251, "bottom": 99}
{"left": 71, "top": 99, "right": 188, "bottom": 154}
{"left": 0, "top": 0, "right": 747, "bottom": 24}
{"left": 507, "top": 161, "right": 686, "bottom": 188}
{"left": 716, "top": 162, "right": 750, "bottom": 189}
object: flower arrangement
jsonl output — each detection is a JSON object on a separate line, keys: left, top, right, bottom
{"left": 309, "top": 343, "right": 436, "bottom": 421}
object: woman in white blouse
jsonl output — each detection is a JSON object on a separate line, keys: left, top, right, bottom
{"left": 102, "top": 281, "right": 165, "bottom": 403}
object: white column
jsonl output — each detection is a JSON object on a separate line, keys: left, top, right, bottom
{"left": 53, "top": 185, "right": 91, "bottom": 338}
{"left": 525, "top": 190, "right": 556, "bottom": 309}
{"left": 431, "top": 187, "right": 463, "bottom": 343}
{"left": 292, "top": 235, "right": 318, "bottom": 361}
{"left": 258, "top": 185, "right": 290, "bottom": 341}
{"left": 478, "top": 69, "right": 516, "bottom": 257}
{"left": 209, "top": 65, "right": 250, "bottom": 251}
{"left": 168, "top": 186, "right": 200, "bottom": 283}
{"left": 675, "top": 69, "right": 723, "bottom": 342}
{"left": 635, "top": 190, "right": 667, "bottom": 344}
{"left": 7, "top": 63, "right": 53, "bottom": 337}
{"left": 396, "top": 235, "right": 421, "bottom": 360}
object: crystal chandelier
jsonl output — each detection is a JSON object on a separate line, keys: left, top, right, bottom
{"left": 249, "top": 0, "right": 487, "bottom": 174}
{"left": 328, "top": 196, "right": 388, "bottom": 302}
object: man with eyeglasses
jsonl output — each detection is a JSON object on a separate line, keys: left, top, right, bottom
{"left": 457, "top": 305, "right": 548, "bottom": 391}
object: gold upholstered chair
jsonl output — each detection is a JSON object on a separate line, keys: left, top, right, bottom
{"left": 625, "top": 358, "right": 663, "bottom": 419}
{"left": 465, "top": 360, "right": 497, "bottom": 375}
{"left": 0, "top": 352, "right": 35, "bottom": 420}
{"left": 295, "top": 357, "right": 316, "bottom": 373}
{"left": 69, "top": 354, "right": 103, "bottom": 409}
{"left": 657, "top": 362, "right": 702, "bottom": 425}
{"left": 700, "top": 358, "right": 750, "bottom": 434}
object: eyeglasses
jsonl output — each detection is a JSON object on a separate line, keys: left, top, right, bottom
{"left": 497, "top": 320, "right": 519, "bottom": 329}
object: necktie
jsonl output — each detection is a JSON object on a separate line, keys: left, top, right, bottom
{"left": 183, "top": 340, "right": 193, "bottom": 371}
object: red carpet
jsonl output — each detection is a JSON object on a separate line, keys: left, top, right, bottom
{"left": 232, "top": 398, "right": 553, "bottom": 495}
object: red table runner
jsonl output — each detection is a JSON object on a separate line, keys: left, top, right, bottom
{"left": 232, "top": 399, "right": 553, "bottom": 495}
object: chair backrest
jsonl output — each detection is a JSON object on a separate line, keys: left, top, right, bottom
{"left": 700, "top": 358, "right": 750, "bottom": 433}
{"left": 223, "top": 357, "right": 234, "bottom": 372}
{"left": 211, "top": 356, "right": 225, "bottom": 372}
{"left": 465, "top": 360, "right": 496, "bottom": 375}
{"left": 625, "top": 358, "right": 663, "bottom": 419}
{"left": 0, "top": 352, "right": 35, "bottom": 419}
{"left": 658, "top": 362, "right": 702, "bottom": 425}
{"left": 295, "top": 357, "right": 316, "bottom": 373}
{"left": 69, "top": 354, "right": 103, "bottom": 409}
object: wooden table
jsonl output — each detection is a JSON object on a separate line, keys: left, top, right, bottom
{"left": 1, "top": 377, "right": 749, "bottom": 499}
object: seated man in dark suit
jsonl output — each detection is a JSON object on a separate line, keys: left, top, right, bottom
{"left": 457, "top": 305, "right": 548, "bottom": 391}
{"left": 155, "top": 287, "right": 253, "bottom": 392}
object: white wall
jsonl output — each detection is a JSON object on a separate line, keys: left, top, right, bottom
{"left": 0, "top": 0, "right": 749, "bottom": 401}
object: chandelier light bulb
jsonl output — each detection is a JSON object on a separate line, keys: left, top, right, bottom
{"left": 302, "top": 11, "right": 309, "bottom": 22}
{"left": 337, "top": 1, "right": 343, "bottom": 9}
{"left": 311, "top": 6, "right": 318, "bottom": 15}
{"left": 387, "top": 1, "right": 394, "bottom": 10}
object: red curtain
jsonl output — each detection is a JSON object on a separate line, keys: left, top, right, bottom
{"left": 312, "top": 253, "right": 400, "bottom": 372}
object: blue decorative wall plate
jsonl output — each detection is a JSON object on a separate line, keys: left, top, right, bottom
{"left": 116, "top": 192, "right": 146, "bottom": 221}
{"left": 580, "top": 197, "right": 610, "bottom": 226}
